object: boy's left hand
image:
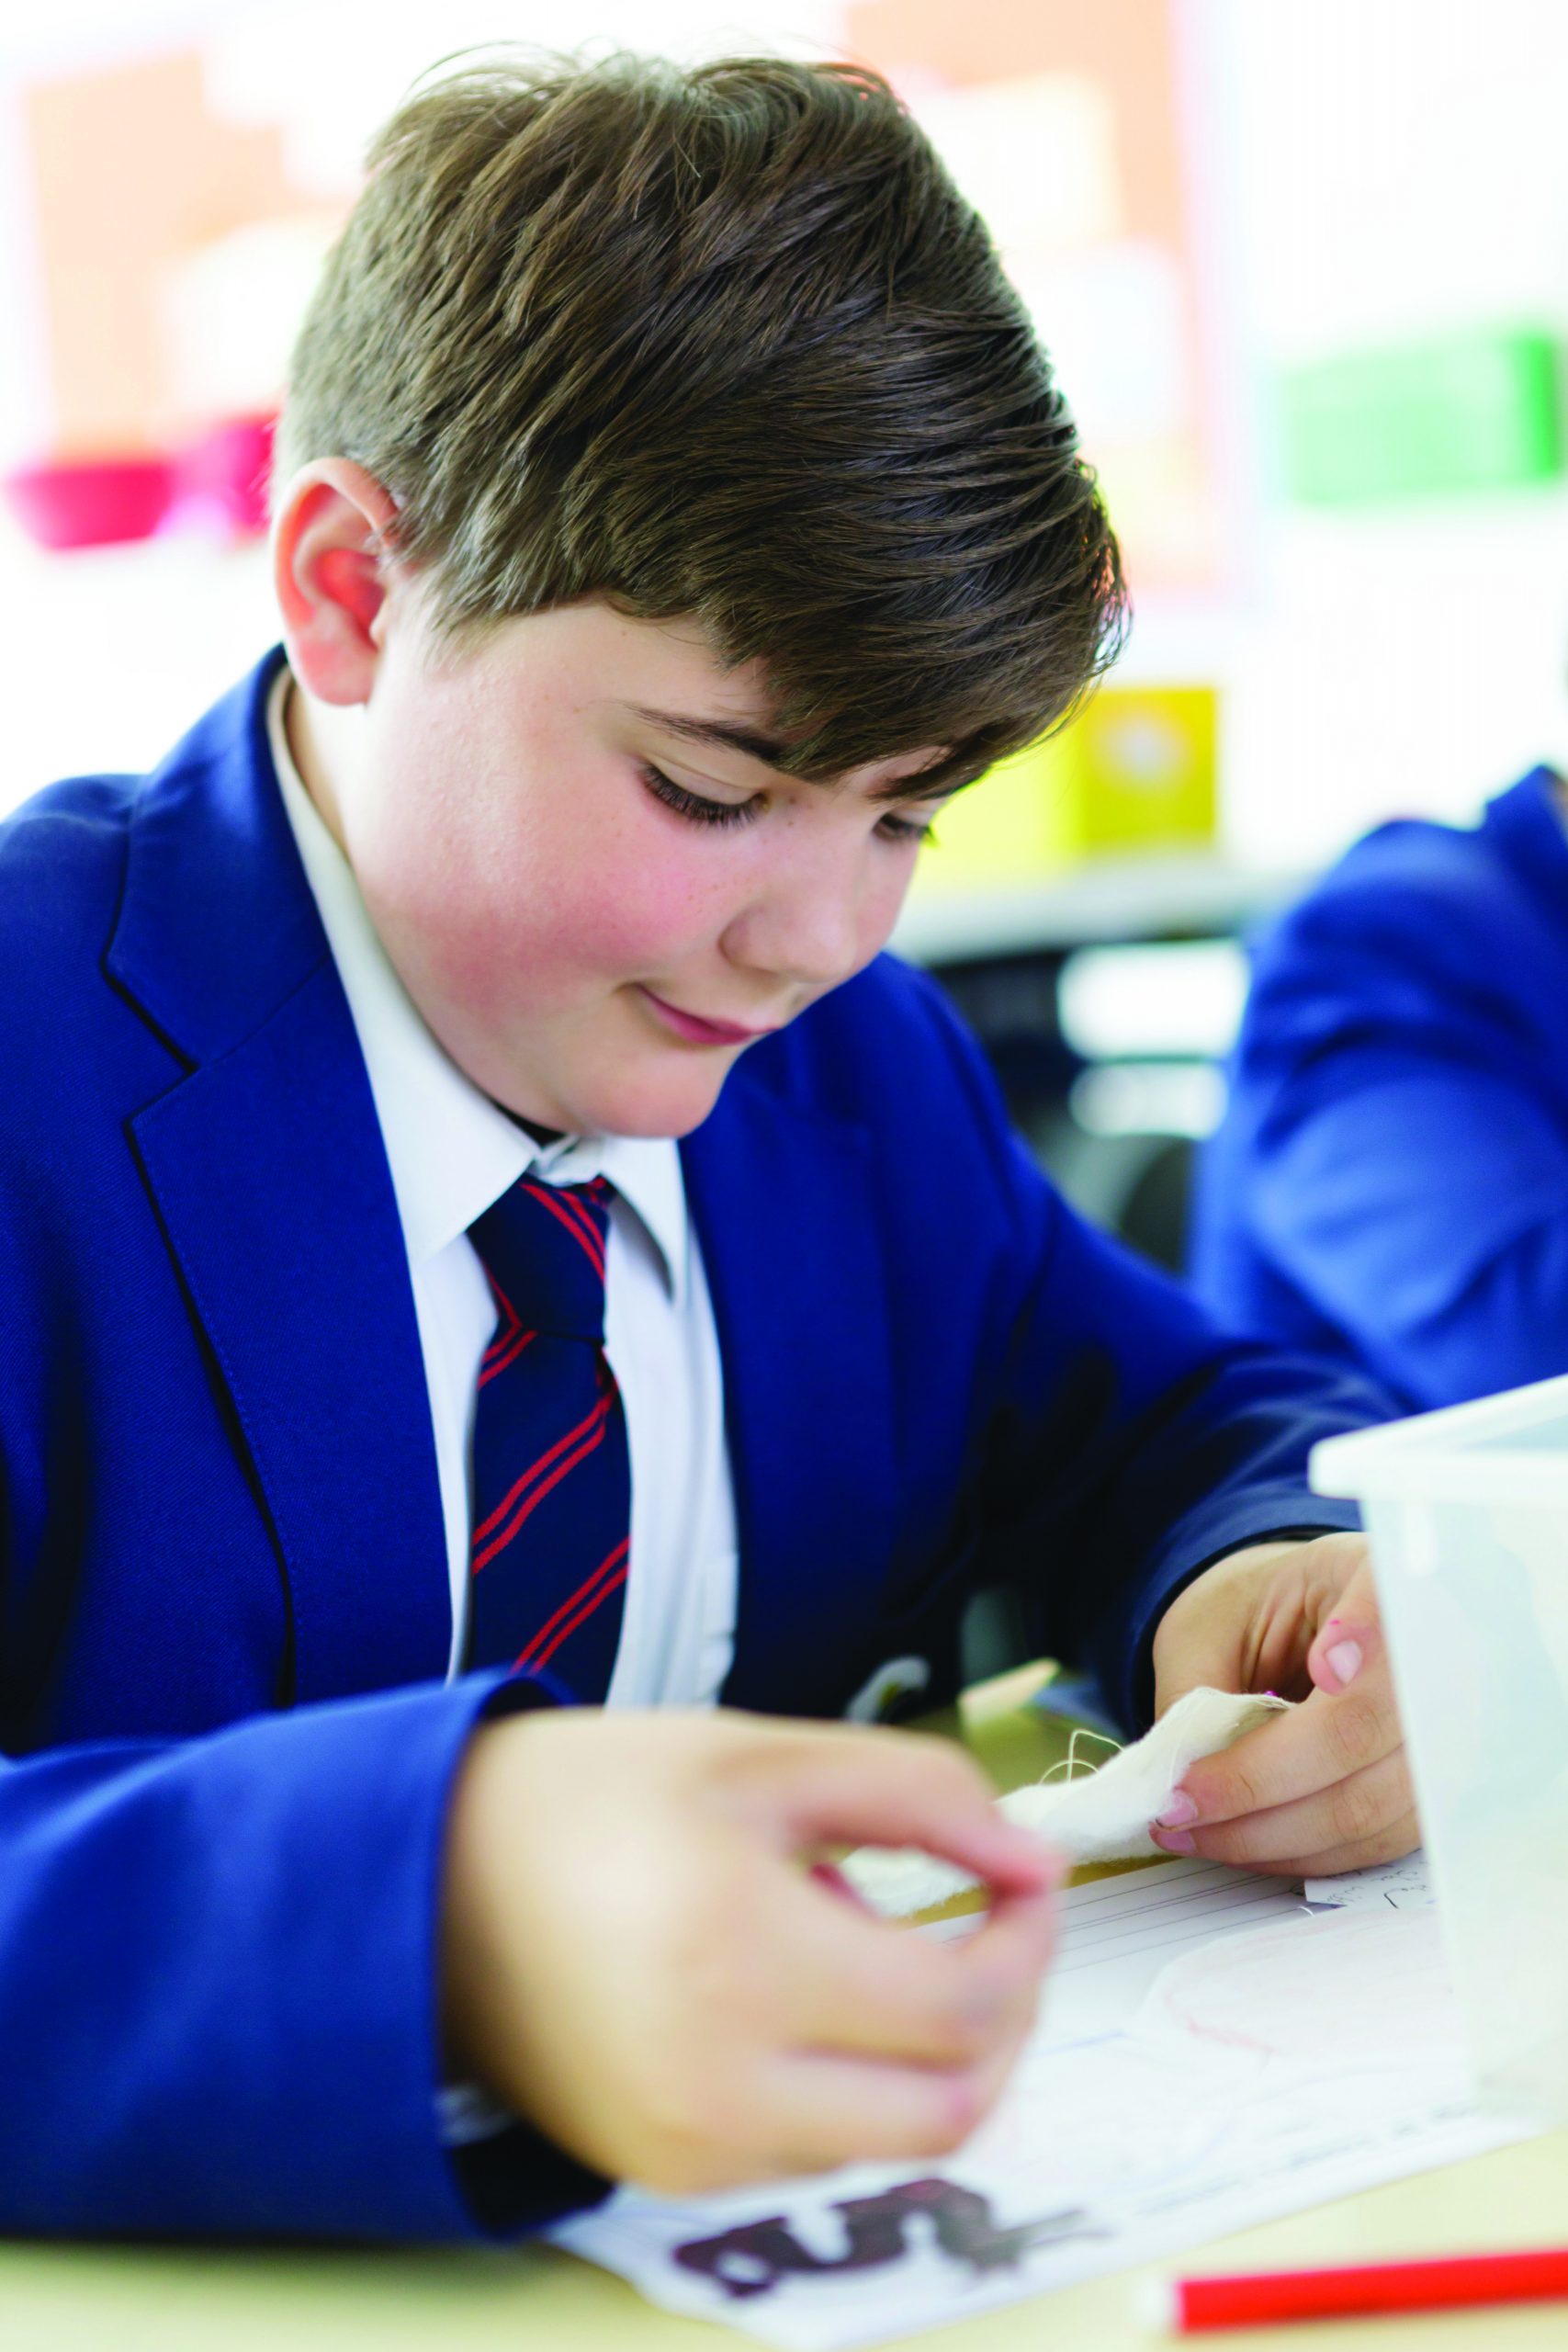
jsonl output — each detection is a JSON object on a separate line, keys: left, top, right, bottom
{"left": 1148, "top": 1532, "right": 1417, "bottom": 1877}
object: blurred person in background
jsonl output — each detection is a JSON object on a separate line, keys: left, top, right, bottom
{"left": 1192, "top": 761, "right": 1568, "bottom": 1410}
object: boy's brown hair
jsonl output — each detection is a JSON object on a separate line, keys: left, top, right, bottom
{"left": 281, "top": 51, "right": 1125, "bottom": 787}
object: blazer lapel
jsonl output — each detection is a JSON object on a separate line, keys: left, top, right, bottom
{"left": 683, "top": 1069, "right": 897, "bottom": 1716}
{"left": 110, "top": 655, "right": 450, "bottom": 1701}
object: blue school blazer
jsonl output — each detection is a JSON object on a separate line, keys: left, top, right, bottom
{"left": 1192, "top": 770, "right": 1568, "bottom": 1410}
{"left": 0, "top": 652, "right": 1371, "bottom": 2243}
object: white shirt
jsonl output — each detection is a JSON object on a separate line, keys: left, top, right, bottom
{"left": 266, "top": 673, "right": 739, "bottom": 1703}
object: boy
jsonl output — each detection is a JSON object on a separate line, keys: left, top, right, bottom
{"left": 0, "top": 51, "right": 1408, "bottom": 2242}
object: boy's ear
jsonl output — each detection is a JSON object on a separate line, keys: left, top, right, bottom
{"left": 272, "top": 459, "right": 402, "bottom": 707}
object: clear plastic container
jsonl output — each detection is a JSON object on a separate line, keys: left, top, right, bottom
{"left": 1313, "top": 1374, "right": 1568, "bottom": 2121}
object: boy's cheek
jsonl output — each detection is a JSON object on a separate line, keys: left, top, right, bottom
{"left": 363, "top": 808, "right": 740, "bottom": 1021}
{"left": 407, "top": 897, "right": 692, "bottom": 1028}
{"left": 836, "top": 858, "right": 919, "bottom": 979}
{"left": 555, "top": 866, "right": 740, "bottom": 986}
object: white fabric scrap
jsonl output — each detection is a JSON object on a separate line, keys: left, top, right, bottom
{"left": 843, "top": 1687, "right": 1291, "bottom": 1917}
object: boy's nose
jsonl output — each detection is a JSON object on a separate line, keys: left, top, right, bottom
{"left": 725, "top": 852, "right": 868, "bottom": 989}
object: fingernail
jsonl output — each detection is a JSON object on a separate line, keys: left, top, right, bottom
{"left": 1152, "top": 1827, "right": 1196, "bottom": 1855}
{"left": 1325, "top": 1638, "right": 1363, "bottom": 1688}
{"left": 1156, "top": 1792, "right": 1198, "bottom": 1828}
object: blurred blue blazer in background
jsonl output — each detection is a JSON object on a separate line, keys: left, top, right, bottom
{"left": 1193, "top": 767, "right": 1568, "bottom": 1410}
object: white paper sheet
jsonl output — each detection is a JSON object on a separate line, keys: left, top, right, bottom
{"left": 1304, "top": 1849, "right": 1435, "bottom": 1912}
{"left": 550, "top": 1855, "right": 1537, "bottom": 2349}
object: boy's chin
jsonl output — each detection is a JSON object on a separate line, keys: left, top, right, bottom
{"left": 544, "top": 1055, "right": 739, "bottom": 1142}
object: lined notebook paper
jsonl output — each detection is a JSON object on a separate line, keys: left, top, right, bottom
{"left": 552, "top": 1854, "right": 1535, "bottom": 2349}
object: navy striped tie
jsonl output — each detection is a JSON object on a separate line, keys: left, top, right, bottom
{"left": 466, "top": 1174, "right": 630, "bottom": 1701}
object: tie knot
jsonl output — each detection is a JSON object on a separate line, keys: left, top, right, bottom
{"left": 469, "top": 1176, "right": 611, "bottom": 1342}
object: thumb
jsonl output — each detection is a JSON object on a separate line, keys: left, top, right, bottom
{"left": 1305, "top": 1555, "right": 1383, "bottom": 1697}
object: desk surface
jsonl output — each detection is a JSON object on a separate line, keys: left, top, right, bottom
{"left": 4, "top": 1668, "right": 1564, "bottom": 2352}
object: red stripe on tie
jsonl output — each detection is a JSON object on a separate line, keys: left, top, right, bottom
{"left": 477, "top": 1327, "right": 536, "bottom": 1387}
{"left": 471, "top": 1387, "right": 612, "bottom": 1549}
{"left": 481, "top": 1271, "right": 521, "bottom": 1362}
{"left": 516, "top": 1537, "right": 630, "bottom": 1671}
{"left": 524, "top": 1182, "right": 606, "bottom": 1279}
{"left": 472, "top": 1389, "right": 609, "bottom": 1545}
{"left": 540, "top": 1179, "right": 608, "bottom": 1256}
{"left": 526, "top": 1561, "right": 629, "bottom": 1673}
{"left": 470, "top": 1396, "right": 615, "bottom": 1573}
{"left": 532, "top": 1181, "right": 607, "bottom": 1276}
{"left": 471, "top": 1415, "right": 610, "bottom": 1572}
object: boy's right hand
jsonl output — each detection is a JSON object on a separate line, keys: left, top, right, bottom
{"left": 440, "top": 1707, "right": 1061, "bottom": 2195}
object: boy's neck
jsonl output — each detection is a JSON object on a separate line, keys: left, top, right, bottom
{"left": 508, "top": 1109, "right": 569, "bottom": 1148}
{"left": 281, "top": 673, "right": 355, "bottom": 858}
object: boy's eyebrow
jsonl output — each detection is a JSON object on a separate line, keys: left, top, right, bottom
{"left": 626, "top": 704, "right": 960, "bottom": 803}
{"left": 628, "top": 703, "right": 790, "bottom": 769}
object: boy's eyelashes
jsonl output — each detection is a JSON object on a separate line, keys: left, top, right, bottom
{"left": 640, "top": 763, "right": 762, "bottom": 830}
{"left": 881, "top": 810, "right": 938, "bottom": 846}
{"left": 637, "top": 763, "right": 936, "bottom": 847}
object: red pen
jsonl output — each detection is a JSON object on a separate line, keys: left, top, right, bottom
{"left": 1162, "top": 2248, "right": 1568, "bottom": 2331}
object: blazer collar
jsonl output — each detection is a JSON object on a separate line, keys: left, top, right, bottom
{"left": 107, "top": 647, "right": 327, "bottom": 1065}
{"left": 110, "top": 650, "right": 451, "bottom": 1700}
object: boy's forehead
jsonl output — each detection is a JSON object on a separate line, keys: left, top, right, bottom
{"left": 596, "top": 605, "right": 778, "bottom": 729}
{"left": 476, "top": 601, "right": 949, "bottom": 798}
{"left": 610, "top": 616, "right": 953, "bottom": 797}
{"left": 469, "top": 599, "right": 771, "bottom": 722}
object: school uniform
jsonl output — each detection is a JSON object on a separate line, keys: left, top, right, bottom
{"left": 0, "top": 649, "right": 1372, "bottom": 2242}
{"left": 1191, "top": 769, "right": 1568, "bottom": 1410}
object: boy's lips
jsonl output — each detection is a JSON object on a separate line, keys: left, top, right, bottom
{"left": 637, "top": 988, "right": 780, "bottom": 1046}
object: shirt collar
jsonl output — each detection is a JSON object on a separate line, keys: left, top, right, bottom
{"left": 266, "top": 669, "right": 687, "bottom": 1301}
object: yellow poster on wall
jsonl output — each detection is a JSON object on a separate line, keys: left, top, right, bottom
{"left": 914, "top": 685, "right": 1218, "bottom": 891}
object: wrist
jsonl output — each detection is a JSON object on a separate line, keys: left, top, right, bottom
{"left": 440, "top": 1711, "right": 547, "bottom": 2097}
